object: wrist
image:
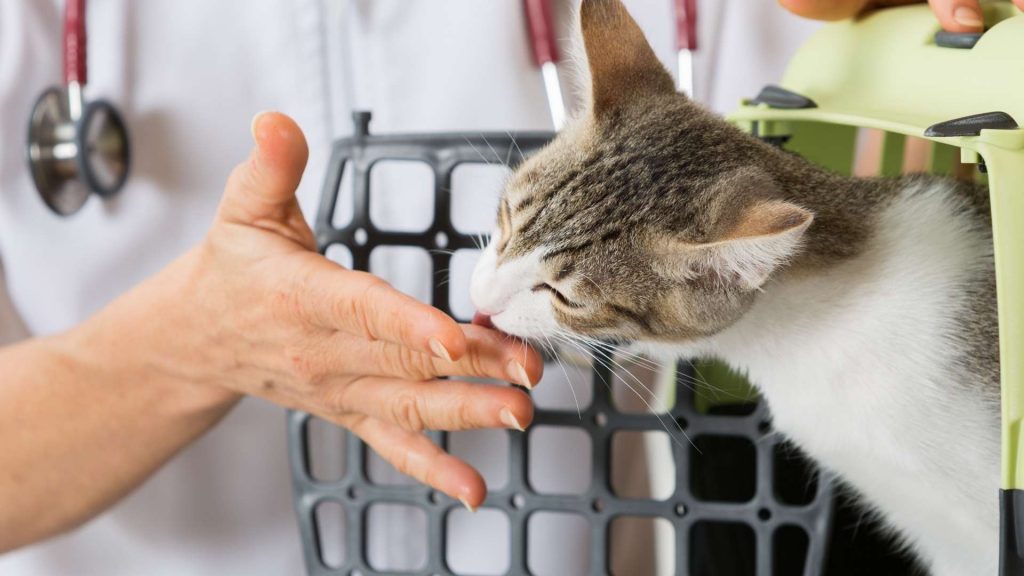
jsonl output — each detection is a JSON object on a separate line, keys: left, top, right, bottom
{"left": 66, "top": 249, "right": 241, "bottom": 419}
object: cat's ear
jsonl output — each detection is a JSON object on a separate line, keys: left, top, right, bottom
{"left": 577, "top": 0, "right": 676, "bottom": 115}
{"left": 664, "top": 200, "right": 814, "bottom": 291}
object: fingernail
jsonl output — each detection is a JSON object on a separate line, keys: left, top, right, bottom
{"left": 458, "top": 497, "right": 477, "bottom": 513}
{"left": 500, "top": 407, "right": 525, "bottom": 432}
{"left": 507, "top": 360, "right": 533, "bottom": 390}
{"left": 429, "top": 338, "right": 452, "bottom": 362}
{"left": 953, "top": 6, "right": 983, "bottom": 28}
{"left": 250, "top": 110, "right": 271, "bottom": 140}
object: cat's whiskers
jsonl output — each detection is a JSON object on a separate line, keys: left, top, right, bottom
{"left": 549, "top": 332, "right": 693, "bottom": 449}
{"left": 463, "top": 137, "right": 494, "bottom": 166}
{"left": 505, "top": 130, "right": 525, "bottom": 165}
{"left": 480, "top": 135, "right": 504, "bottom": 165}
{"left": 541, "top": 333, "right": 583, "bottom": 418}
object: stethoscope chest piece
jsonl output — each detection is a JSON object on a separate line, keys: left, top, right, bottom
{"left": 28, "top": 0, "right": 130, "bottom": 217}
{"left": 28, "top": 87, "right": 130, "bottom": 216}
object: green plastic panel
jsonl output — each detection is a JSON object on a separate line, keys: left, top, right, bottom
{"left": 728, "top": 3, "right": 1024, "bottom": 490}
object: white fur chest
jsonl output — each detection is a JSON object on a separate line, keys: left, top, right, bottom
{"left": 695, "top": 187, "right": 1000, "bottom": 574}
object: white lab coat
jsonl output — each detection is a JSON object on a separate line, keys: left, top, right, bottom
{"left": 0, "top": 1, "right": 820, "bottom": 573}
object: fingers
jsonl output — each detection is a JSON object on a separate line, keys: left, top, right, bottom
{"left": 218, "top": 112, "right": 311, "bottom": 234}
{"left": 777, "top": 0, "right": 871, "bottom": 20}
{"left": 348, "top": 324, "right": 542, "bottom": 387}
{"left": 333, "top": 377, "right": 534, "bottom": 433}
{"left": 301, "top": 263, "right": 467, "bottom": 361}
{"left": 349, "top": 417, "right": 487, "bottom": 508}
{"left": 927, "top": 0, "right": 984, "bottom": 32}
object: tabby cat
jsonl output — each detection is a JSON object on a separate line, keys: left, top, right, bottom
{"left": 470, "top": 1, "right": 999, "bottom": 574}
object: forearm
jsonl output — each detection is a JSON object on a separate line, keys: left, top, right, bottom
{"left": 0, "top": 254, "right": 239, "bottom": 552}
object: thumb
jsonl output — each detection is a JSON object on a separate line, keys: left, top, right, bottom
{"left": 927, "top": 0, "right": 984, "bottom": 32}
{"left": 217, "top": 112, "right": 311, "bottom": 233}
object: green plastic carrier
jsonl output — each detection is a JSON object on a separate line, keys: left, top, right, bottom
{"left": 727, "top": 3, "right": 1024, "bottom": 573}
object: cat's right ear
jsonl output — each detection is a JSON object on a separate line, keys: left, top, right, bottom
{"left": 576, "top": 0, "right": 676, "bottom": 116}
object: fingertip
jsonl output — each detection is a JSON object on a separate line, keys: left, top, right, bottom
{"left": 932, "top": 0, "right": 984, "bottom": 32}
{"left": 251, "top": 111, "right": 309, "bottom": 173}
{"left": 428, "top": 313, "right": 467, "bottom": 362}
{"left": 446, "top": 461, "right": 487, "bottom": 508}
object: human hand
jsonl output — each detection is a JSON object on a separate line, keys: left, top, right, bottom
{"left": 141, "top": 112, "right": 541, "bottom": 508}
{"left": 778, "top": 0, "right": 1024, "bottom": 32}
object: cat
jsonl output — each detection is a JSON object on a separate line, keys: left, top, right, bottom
{"left": 469, "top": 1, "right": 999, "bottom": 574}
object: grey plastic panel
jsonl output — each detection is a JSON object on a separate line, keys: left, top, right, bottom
{"left": 288, "top": 112, "right": 835, "bottom": 576}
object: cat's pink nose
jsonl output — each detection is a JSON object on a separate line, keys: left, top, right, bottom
{"left": 472, "top": 312, "right": 495, "bottom": 329}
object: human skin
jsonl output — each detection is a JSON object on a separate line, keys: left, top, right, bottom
{"left": 0, "top": 112, "right": 542, "bottom": 552}
{"left": 780, "top": 0, "right": 1024, "bottom": 31}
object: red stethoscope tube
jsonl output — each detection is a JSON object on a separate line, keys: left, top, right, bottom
{"left": 674, "top": 0, "right": 698, "bottom": 52}
{"left": 523, "top": 0, "right": 559, "bottom": 67}
{"left": 64, "top": 0, "right": 87, "bottom": 86}
{"left": 673, "top": 0, "right": 698, "bottom": 95}
{"left": 523, "top": 0, "right": 566, "bottom": 129}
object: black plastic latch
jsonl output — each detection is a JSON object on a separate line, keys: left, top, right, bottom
{"left": 924, "top": 111, "right": 1019, "bottom": 138}
{"left": 1000, "top": 489, "right": 1024, "bottom": 576}
{"left": 749, "top": 85, "right": 817, "bottom": 110}
{"left": 935, "top": 30, "right": 984, "bottom": 49}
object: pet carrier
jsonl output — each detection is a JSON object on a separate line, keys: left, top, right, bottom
{"left": 288, "top": 4, "right": 1024, "bottom": 574}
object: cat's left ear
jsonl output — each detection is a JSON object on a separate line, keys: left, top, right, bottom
{"left": 662, "top": 199, "right": 814, "bottom": 291}
{"left": 575, "top": 0, "right": 677, "bottom": 116}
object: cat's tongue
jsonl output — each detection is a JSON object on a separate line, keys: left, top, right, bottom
{"left": 472, "top": 312, "right": 494, "bottom": 329}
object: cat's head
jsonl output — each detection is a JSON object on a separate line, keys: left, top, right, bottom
{"left": 470, "top": 0, "right": 813, "bottom": 344}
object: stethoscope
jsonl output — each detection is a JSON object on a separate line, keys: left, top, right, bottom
{"left": 27, "top": 0, "right": 130, "bottom": 216}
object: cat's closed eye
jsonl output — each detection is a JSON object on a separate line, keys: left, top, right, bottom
{"left": 532, "top": 282, "right": 583, "bottom": 309}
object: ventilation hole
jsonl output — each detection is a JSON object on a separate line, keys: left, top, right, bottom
{"left": 690, "top": 521, "right": 756, "bottom": 576}
{"left": 366, "top": 504, "right": 427, "bottom": 572}
{"left": 331, "top": 161, "right": 354, "bottom": 228}
{"left": 369, "top": 160, "right": 434, "bottom": 232}
{"left": 774, "top": 442, "right": 819, "bottom": 506}
{"left": 369, "top": 246, "right": 432, "bottom": 304}
{"left": 451, "top": 163, "right": 511, "bottom": 234}
{"left": 610, "top": 516, "right": 675, "bottom": 576}
{"left": 611, "top": 352, "right": 674, "bottom": 414}
{"left": 758, "top": 508, "right": 772, "bottom": 521}
{"left": 314, "top": 500, "right": 346, "bottom": 569}
{"left": 531, "top": 345, "right": 593, "bottom": 410}
{"left": 430, "top": 491, "right": 443, "bottom": 505}
{"left": 447, "top": 249, "right": 481, "bottom": 322}
{"left": 346, "top": 486, "right": 359, "bottom": 501}
{"left": 306, "top": 417, "right": 347, "bottom": 482}
{"left": 758, "top": 420, "right": 773, "bottom": 435}
{"left": 449, "top": 429, "right": 509, "bottom": 490}
{"left": 773, "top": 525, "right": 810, "bottom": 576}
{"left": 691, "top": 436, "right": 756, "bottom": 503}
{"left": 529, "top": 426, "right": 592, "bottom": 494}
{"left": 611, "top": 430, "right": 675, "bottom": 500}
{"left": 528, "top": 512, "right": 590, "bottom": 576}
{"left": 446, "top": 507, "right": 510, "bottom": 576}
{"left": 325, "top": 244, "right": 354, "bottom": 269}
{"left": 434, "top": 231, "right": 449, "bottom": 249}
{"left": 676, "top": 416, "right": 689, "bottom": 430}
{"left": 511, "top": 493, "right": 525, "bottom": 509}
{"left": 353, "top": 228, "right": 368, "bottom": 246}
{"left": 594, "top": 412, "right": 608, "bottom": 427}
{"left": 591, "top": 498, "right": 604, "bottom": 513}
{"left": 674, "top": 503, "right": 687, "bottom": 517}
{"left": 691, "top": 361, "right": 758, "bottom": 416}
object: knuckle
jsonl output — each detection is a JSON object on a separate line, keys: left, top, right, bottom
{"left": 395, "top": 346, "right": 434, "bottom": 380}
{"left": 355, "top": 278, "right": 391, "bottom": 340}
{"left": 391, "top": 392, "right": 426, "bottom": 432}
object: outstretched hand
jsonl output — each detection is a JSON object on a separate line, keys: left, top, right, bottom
{"left": 161, "top": 112, "right": 542, "bottom": 508}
